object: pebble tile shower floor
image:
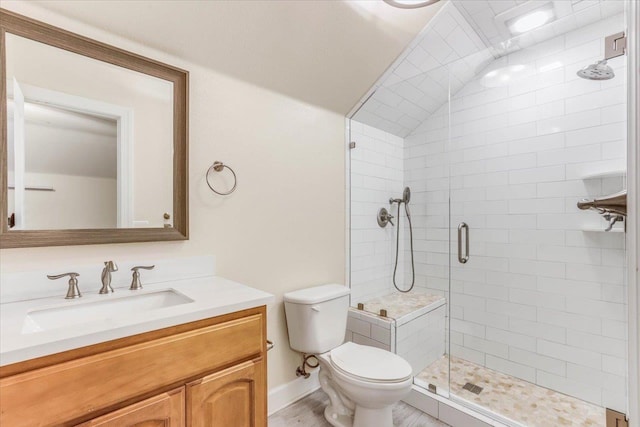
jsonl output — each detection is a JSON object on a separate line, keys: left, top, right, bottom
{"left": 417, "top": 355, "right": 604, "bottom": 427}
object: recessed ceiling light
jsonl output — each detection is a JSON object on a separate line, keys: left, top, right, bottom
{"left": 510, "top": 9, "right": 554, "bottom": 34}
{"left": 383, "top": 0, "right": 441, "bottom": 9}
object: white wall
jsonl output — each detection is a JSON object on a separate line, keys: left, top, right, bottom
{"left": 406, "top": 14, "right": 627, "bottom": 411}
{"left": 0, "top": 3, "right": 345, "bottom": 392}
{"left": 349, "top": 121, "right": 405, "bottom": 304}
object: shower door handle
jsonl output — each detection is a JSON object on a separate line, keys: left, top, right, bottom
{"left": 457, "top": 222, "right": 469, "bottom": 264}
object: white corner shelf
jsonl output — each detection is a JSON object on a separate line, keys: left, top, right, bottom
{"left": 580, "top": 170, "right": 627, "bottom": 180}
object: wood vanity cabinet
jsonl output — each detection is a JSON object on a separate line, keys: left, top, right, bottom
{"left": 0, "top": 306, "right": 267, "bottom": 427}
{"left": 76, "top": 388, "right": 186, "bottom": 427}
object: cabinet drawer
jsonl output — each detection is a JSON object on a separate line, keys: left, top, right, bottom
{"left": 0, "top": 313, "right": 264, "bottom": 427}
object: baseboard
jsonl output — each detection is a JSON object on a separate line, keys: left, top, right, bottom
{"left": 268, "top": 371, "right": 320, "bottom": 416}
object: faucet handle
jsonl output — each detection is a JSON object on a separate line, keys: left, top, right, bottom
{"left": 47, "top": 272, "right": 81, "bottom": 299}
{"left": 47, "top": 272, "right": 79, "bottom": 280}
{"left": 130, "top": 265, "right": 155, "bottom": 290}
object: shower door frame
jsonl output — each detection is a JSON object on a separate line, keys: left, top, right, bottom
{"left": 626, "top": 2, "right": 639, "bottom": 427}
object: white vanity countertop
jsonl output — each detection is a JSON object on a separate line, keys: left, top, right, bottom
{"left": 0, "top": 276, "right": 274, "bottom": 367}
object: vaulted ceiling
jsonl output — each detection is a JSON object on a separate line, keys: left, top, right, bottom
{"left": 2, "top": 0, "right": 444, "bottom": 115}
{"left": 352, "top": 0, "right": 624, "bottom": 138}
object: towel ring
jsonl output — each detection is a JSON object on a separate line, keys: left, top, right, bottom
{"left": 206, "top": 161, "right": 237, "bottom": 195}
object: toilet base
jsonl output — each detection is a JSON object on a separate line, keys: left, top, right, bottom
{"left": 353, "top": 406, "right": 392, "bottom": 427}
{"left": 317, "top": 354, "right": 406, "bottom": 427}
{"left": 320, "top": 385, "right": 395, "bottom": 427}
{"left": 319, "top": 366, "right": 354, "bottom": 427}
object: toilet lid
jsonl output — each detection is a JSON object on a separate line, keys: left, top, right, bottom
{"left": 330, "top": 342, "right": 412, "bottom": 382}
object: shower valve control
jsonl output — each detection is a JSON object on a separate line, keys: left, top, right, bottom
{"left": 377, "top": 208, "right": 394, "bottom": 227}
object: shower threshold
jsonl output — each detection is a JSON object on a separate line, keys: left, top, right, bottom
{"left": 416, "top": 355, "right": 604, "bottom": 427}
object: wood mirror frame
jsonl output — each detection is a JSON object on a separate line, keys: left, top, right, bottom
{"left": 0, "top": 9, "right": 188, "bottom": 248}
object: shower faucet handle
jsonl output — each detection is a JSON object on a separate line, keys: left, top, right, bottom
{"left": 377, "top": 207, "right": 394, "bottom": 227}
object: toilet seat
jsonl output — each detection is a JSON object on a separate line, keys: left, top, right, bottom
{"left": 330, "top": 342, "right": 412, "bottom": 383}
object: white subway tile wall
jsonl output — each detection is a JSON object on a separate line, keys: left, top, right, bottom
{"left": 397, "top": 305, "right": 447, "bottom": 376}
{"left": 350, "top": 120, "right": 406, "bottom": 304}
{"left": 346, "top": 308, "right": 394, "bottom": 352}
{"left": 353, "top": 2, "right": 624, "bottom": 140}
{"left": 405, "top": 14, "right": 627, "bottom": 411}
{"left": 353, "top": 2, "right": 492, "bottom": 138}
{"left": 349, "top": 12, "right": 627, "bottom": 413}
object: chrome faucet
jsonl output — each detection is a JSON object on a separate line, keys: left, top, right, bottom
{"left": 100, "top": 261, "right": 118, "bottom": 294}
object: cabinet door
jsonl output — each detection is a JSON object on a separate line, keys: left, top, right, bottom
{"left": 186, "top": 358, "right": 266, "bottom": 427}
{"left": 76, "top": 387, "right": 185, "bottom": 427}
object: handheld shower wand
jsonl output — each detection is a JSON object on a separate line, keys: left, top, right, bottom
{"left": 390, "top": 187, "right": 415, "bottom": 293}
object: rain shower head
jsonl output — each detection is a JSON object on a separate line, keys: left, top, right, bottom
{"left": 577, "top": 60, "right": 615, "bottom": 80}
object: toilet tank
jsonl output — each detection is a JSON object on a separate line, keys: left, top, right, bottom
{"left": 283, "top": 284, "right": 350, "bottom": 354}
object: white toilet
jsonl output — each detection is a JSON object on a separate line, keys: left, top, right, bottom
{"left": 284, "top": 284, "right": 413, "bottom": 427}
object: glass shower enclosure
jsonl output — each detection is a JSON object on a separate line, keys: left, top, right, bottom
{"left": 348, "top": 1, "right": 629, "bottom": 426}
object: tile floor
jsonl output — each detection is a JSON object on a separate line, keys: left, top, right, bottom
{"left": 268, "top": 389, "right": 450, "bottom": 427}
{"left": 416, "top": 355, "right": 604, "bottom": 427}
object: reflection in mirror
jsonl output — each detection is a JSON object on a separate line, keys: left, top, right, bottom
{"left": 5, "top": 32, "right": 174, "bottom": 230}
{"left": 8, "top": 98, "right": 118, "bottom": 229}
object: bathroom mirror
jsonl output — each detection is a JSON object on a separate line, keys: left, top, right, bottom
{"left": 0, "top": 9, "right": 188, "bottom": 248}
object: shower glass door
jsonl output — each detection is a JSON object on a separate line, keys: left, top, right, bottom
{"left": 445, "top": 1, "right": 629, "bottom": 425}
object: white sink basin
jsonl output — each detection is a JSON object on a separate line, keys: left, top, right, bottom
{"left": 22, "top": 290, "right": 194, "bottom": 334}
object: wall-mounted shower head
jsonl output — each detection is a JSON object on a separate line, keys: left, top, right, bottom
{"left": 389, "top": 187, "right": 411, "bottom": 205}
{"left": 577, "top": 60, "right": 615, "bottom": 80}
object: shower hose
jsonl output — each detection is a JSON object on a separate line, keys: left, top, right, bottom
{"left": 392, "top": 201, "right": 415, "bottom": 293}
